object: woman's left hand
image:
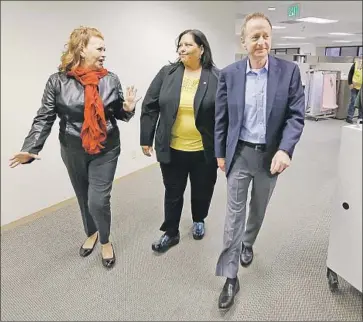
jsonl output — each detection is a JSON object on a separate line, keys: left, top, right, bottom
{"left": 123, "top": 85, "right": 142, "bottom": 112}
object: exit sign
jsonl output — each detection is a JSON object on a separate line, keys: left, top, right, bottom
{"left": 288, "top": 3, "right": 300, "bottom": 19}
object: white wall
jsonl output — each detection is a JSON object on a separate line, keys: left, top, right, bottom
{"left": 299, "top": 44, "right": 316, "bottom": 56}
{"left": 316, "top": 47, "right": 326, "bottom": 56}
{"left": 1, "top": 1, "right": 236, "bottom": 226}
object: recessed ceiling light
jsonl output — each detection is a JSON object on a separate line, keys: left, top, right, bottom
{"left": 296, "top": 17, "right": 338, "bottom": 24}
{"left": 333, "top": 40, "right": 352, "bottom": 43}
{"left": 329, "top": 32, "right": 354, "bottom": 36}
{"left": 281, "top": 36, "right": 306, "bottom": 39}
{"left": 268, "top": 7, "right": 276, "bottom": 11}
{"left": 272, "top": 26, "right": 286, "bottom": 29}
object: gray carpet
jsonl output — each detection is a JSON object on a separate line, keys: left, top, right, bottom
{"left": 1, "top": 119, "right": 362, "bottom": 321}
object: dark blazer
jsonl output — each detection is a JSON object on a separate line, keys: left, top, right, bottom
{"left": 21, "top": 71, "right": 134, "bottom": 156}
{"left": 348, "top": 63, "right": 355, "bottom": 86}
{"left": 215, "top": 55, "right": 305, "bottom": 176}
{"left": 140, "top": 63, "right": 220, "bottom": 164}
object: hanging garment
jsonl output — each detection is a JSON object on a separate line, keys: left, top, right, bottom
{"left": 310, "top": 71, "right": 324, "bottom": 115}
{"left": 322, "top": 73, "right": 338, "bottom": 110}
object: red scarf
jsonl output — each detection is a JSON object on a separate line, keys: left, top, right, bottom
{"left": 67, "top": 67, "right": 109, "bottom": 154}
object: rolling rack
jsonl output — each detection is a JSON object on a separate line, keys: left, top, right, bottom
{"left": 304, "top": 69, "right": 341, "bottom": 121}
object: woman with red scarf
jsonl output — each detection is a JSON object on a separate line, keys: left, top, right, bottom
{"left": 9, "top": 26, "right": 140, "bottom": 269}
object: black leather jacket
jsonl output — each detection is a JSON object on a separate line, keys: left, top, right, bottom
{"left": 21, "top": 71, "right": 134, "bottom": 155}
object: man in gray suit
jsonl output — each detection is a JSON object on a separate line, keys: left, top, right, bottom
{"left": 214, "top": 12, "right": 305, "bottom": 309}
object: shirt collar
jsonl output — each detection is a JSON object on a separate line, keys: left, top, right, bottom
{"left": 246, "top": 57, "right": 269, "bottom": 74}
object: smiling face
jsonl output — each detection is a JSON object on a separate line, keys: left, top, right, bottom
{"left": 80, "top": 36, "right": 106, "bottom": 70}
{"left": 243, "top": 17, "right": 272, "bottom": 61}
{"left": 177, "top": 33, "right": 203, "bottom": 68}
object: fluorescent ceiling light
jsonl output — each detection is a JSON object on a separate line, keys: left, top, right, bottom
{"left": 333, "top": 40, "right": 352, "bottom": 43}
{"left": 296, "top": 17, "right": 338, "bottom": 24}
{"left": 281, "top": 36, "right": 306, "bottom": 39}
{"left": 275, "top": 43, "right": 311, "bottom": 46}
{"left": 272, "top": 26, "right": 286, "bottom": 29}
{"left": 268, "top": 7, "right": 276, "bottom": 11}
{"left": 329, "top": 32, "right": 354, "bottom": 36}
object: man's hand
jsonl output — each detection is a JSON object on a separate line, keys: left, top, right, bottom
{"left": 141, "top": 146, "right": 153, "bottom": 157}
{"left": 270, "top": 150, "right": 290, "bottom": 175}
{"left": 349, "top": 84, "right": 354, "bottom": 90}
{"left": 217, "top": 158, "right": 226, "bottom": 172}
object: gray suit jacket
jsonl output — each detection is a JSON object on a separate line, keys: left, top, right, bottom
{"left": 214, "top": 55, "right": 305, "bottom": 176}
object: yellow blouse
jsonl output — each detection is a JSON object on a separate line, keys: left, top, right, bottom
{"left": 170, "top": 75, "right": 203, "bottom": 151}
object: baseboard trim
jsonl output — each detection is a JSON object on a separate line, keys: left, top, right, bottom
{"left": 1, "top": 162, "right": 158, "bottom": 233}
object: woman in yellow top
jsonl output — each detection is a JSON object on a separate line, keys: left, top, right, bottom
{"left": 140, "top": 29, "right": 219, "bottom": 253}
{"left": 347, "top": 57, "right": 362, "bottom": 123}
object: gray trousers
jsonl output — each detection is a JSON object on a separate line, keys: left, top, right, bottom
{"left": 216, "top": 142, "right": 277, "bottom": 279}
{"left": 60, "top": 144, "right": 120, "bottom": 244}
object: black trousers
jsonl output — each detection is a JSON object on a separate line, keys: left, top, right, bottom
{"left": 159, "top": 148, "right": 218, "bottom": 237}
{"left": 60, "top": 144, "right": 120, "bottom": 244}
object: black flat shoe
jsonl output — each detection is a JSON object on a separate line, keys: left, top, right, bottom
{"left": 79, "top": 234, "right": 98, "bottom": 257}
{"left": 152, "top": 232, "right": 180, "bottom": 253}
{"left": 102, "top": 244, "right": 116, "bottom": 269}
